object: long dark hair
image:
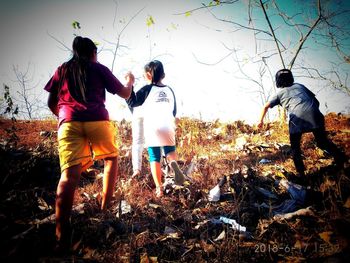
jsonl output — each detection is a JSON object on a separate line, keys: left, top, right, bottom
{"left": 144, "top": 60, "right": 165, "bottom": 84}
{"left": 60, "top": 36, "right": 97, "bottom": 102}
{"left": 275, "top": 69, "right": 294, "bottom": 88}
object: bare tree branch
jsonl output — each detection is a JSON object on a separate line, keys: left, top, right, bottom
{"left": 207, "top": 5, "right": 275, "bottom": 38}
{"left": 288, "top": 0, "right": 322, "bottom": 69}
{"left": 297, "top": 65, "right": 350, "bottom": 96}
{"left": 104, "top": 4, "right": 146, "bottom": 72}
{"left": 259, "top": 0, "right": 286, "bottom": 68}
{"left": 192, "top": 50, "right": 234, "bottom": 66}
{"left": 112, "top": 0, "right": 118, "bottom": 29}
{"left": 12, "top": 64, "right": 43, "bottom": 119}
{"left": 187, "top": 0, "right": 350, "bottom": 112}
{"left": 173, "top": 1, "right": 239, "bottom": 16}
{"left": 46, "top": 31, "right": 71, "bottom": 52}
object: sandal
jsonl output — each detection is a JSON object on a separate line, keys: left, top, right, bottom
{"left": 170, "top": 161, "right": 185, "bottom": 185}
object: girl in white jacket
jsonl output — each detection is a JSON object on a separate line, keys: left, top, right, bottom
{"left": 127, "top": 60, "right": 185, "bottom": 197}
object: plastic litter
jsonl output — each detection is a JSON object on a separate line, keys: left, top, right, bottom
{"left": 164, "top": 226, "right": 177, "bottom": 235}
{"left": 272, "top": 199, "right": 299, "bottom": 215}
{"left": 208, "top": 184, "right": 220, "bottom": 202}
{"left": 259, "top": 158, "right": 272, "bottom": 164}
{"left": 278, "top": 179, "right": 306, "bottom": 204}
{"left": 218, "top": 216, "right": 247, "bottom": 232}
{"left": 185, "top": 161, "right": 196, "bottom": 176}
{"left": 253, "top": 202, "right": 270, "bottom": 210}
{"left": 234, "top": 135, "right": 248, "bottom": 150}
{"left": 120, "top": 200, "right": 131, "bottom": 215}
{"left": 208, "top": 176, "right": 227, "bottom": 202}
{"left": 218, "top": 176, "right": 227, "bottom": 187}
{"left": 256, "top": 186, "right": 278, "bottom": 199}
{"left": 214, "top": 230, "right": 226, "bottom": 241}
{"left": 267, "top": 179, "right": 307, "bottom": 216}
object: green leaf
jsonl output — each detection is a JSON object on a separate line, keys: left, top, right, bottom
{"left": 172, "top": 23, "right": 178, "bottom": 30}
{"left": 185, "top": 11, "right": 192, "bottom": 17}
{"left": 146, "top": 15, "right": 155, "bottom": 27}
{"left": 72, "top": 21, "right": 81, "bottom": 29}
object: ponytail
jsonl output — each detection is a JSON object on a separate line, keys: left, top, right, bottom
{"left": 60, "top": 36, "right": 97, "bottom": 102}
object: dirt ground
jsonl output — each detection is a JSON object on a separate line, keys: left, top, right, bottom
{"left": 0, "top": 113, "right": 349, "bottom": 262}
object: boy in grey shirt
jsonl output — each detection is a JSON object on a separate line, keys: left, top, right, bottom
{"left": 258, "top": 69, "right": 346, "bottom": 179}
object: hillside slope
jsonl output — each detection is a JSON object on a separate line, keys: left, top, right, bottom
{"left": 0, "top": 113, "right": 349, "bottom": 262}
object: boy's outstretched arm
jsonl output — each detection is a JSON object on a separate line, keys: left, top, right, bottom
{"left": 258, "top": 102, "right": 271, "bottom": 128}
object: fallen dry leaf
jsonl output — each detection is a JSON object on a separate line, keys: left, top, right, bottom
{"left": 319, "top": 231, "right": 333, "bottom": 244}
{"left": 344, "top": 197, "right": 350, "bottom": 208}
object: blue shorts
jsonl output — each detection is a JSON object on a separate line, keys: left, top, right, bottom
{"left": 147, "top": 146, "right": 176, "bottom": 162}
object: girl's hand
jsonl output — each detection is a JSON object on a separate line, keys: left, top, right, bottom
{"left": 125, "top": 71, "right": 135, "bottom": 86}
{"left": 121, "top": 71, "right": 134, "bottom": 99}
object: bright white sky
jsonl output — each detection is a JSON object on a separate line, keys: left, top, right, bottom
{"left": 0, "top": 0, "right": 349, "bottom": 124}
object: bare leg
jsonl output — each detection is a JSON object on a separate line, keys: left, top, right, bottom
{"left": 101, "top": 156, "right": 118, "bottom": 211}
{"left": 55, "top": 164, "right": 82, "bottom": 242}
{"left": 166, "top": 151, "right": 178, "bottom": 162}
{"left": 132, "top": 169, "right": 141, "bottom": 178}
{"left": 132, "top": 117, "right": 144, "bottom": 177}
{"left": 150, "top": 161, "right": 163, "bottom": 197}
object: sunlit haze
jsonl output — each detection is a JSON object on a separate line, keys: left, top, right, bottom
{"left": 1, "top": 0, "right": 349, "bottom": 124}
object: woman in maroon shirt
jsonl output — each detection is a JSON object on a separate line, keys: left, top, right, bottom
{"left": 45, "top": 36, "right": 134, "bottom": 250}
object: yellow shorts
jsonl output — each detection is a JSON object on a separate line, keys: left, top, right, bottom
{"left": 58, "top": 121, "right": 118, "bottom": 172}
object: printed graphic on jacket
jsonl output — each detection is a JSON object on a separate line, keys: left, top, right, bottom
{"left": 126, "top": 84, "right": 177, "bottom": 147}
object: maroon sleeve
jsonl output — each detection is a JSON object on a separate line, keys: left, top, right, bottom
{"left": 99, "top": 64, "right": 124, "bottom": 95}
{"left": 44, "top": 67, "right": 60, "bottom": 93}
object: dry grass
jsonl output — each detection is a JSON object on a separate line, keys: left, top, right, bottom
{"left": 0, "top": 113, "right": 349, "bottom": 262}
